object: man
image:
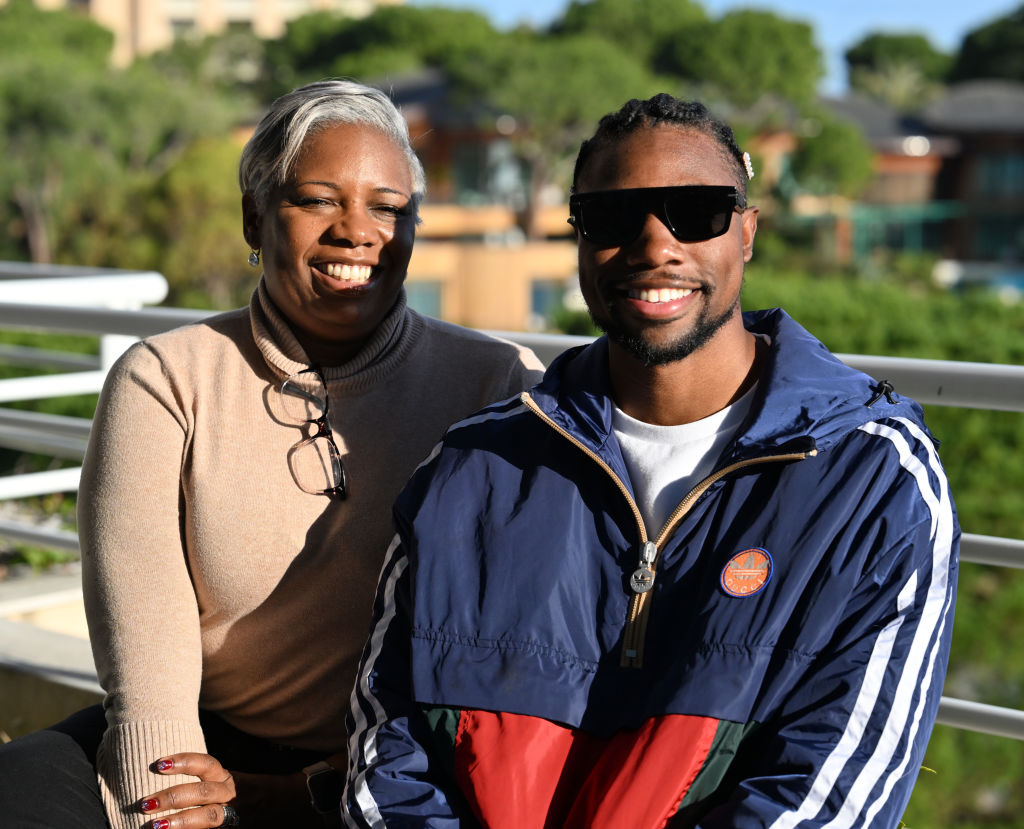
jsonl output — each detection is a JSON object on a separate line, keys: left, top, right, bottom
{"left": 345, "top": 95, "right": 959, "bottom": 828}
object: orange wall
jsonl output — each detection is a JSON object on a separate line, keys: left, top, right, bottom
{"left": 408, "top": 240, "right": 578, "bottom": 330}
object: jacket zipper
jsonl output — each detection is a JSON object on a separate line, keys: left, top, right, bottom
{"left": 620, "top": 449, "right": 815, "bottom": 667}
{"left": 520, "top": 392, "right": 817, "bottom": 669}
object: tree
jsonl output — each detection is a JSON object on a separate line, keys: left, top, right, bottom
{"left": 787, "top": 113, "right": 874, "bottom": 198}
{"left": 147, "top": 138, "right": 255, "bottom": 309}
{"left": 663, "top": 10, "right": 824, "bottom": 107}
{"left": 449, "top": 31, "right": 661, "bottom": 238}
{"left": 846, "top": 32, "right": 951, "bottom": 84}
{"left": 0, "top": 1, "right": 242, "bottom": 267}
{"left": 948, "top": 4, "right": 1024, "bottom": 82}
{"left": 845, "top": 33, "right": 951, "bottom": 109}
{"left": 0, "top": 1, "right": 113, "bottom": 262}
{"left": 265, "top": 5, "right": 500, "bottom": 93}
{"left": 141, "top": 28, "right": 269, "bottom": 101}
{"left": 553, "top": 0, "right": 707, "bottom": 66}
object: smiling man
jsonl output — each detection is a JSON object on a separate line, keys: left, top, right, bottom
{"left": 345, "top": 95, "right": 960, "bottom": 828}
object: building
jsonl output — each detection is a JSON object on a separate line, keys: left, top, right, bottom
{"left": 387, "top": 69, "right": 582, "bottom": 332}
{"left": 825, "top": 81, "right": 1024, "bottom": 272}
{"left": 12, "top": 0, "right": 400, "bottom": 66}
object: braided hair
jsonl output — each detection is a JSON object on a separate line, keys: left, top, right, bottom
{"left": 572, "top": 94, "right": 749, "bottom": 202}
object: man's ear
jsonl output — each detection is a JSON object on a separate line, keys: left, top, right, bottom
{"left": 242, "top": 192, "right": 261, "bottom": 250}
{"left": 741, "top": 206, "right": 758, "bottom": 263}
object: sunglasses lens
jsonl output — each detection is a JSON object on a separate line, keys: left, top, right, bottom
{"left": 577, "top": 194, "right": 642, "bottom": 246}
{"left": 572, "top": 187, "right": 739, "bottom": 246}
{"left": 664, "top": 193, "right": 734, "bottom": 242}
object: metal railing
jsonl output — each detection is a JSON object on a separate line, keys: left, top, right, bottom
{"left": 1, "top": 264, "right": 1023, "bottom": 742}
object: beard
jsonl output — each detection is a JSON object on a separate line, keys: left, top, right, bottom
{"left": 589, "top": 291, "right": 739, "bottom": 367}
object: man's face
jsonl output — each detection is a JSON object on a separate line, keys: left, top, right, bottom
{"left": 575, "top": 126, "right": 757, "bottom": 367}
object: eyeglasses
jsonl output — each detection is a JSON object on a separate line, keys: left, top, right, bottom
{"left": 280, "top": 367, "right": 347, "bottom": 499}
{"left": 568, "top": 185, "right": 745, "bottom": 247}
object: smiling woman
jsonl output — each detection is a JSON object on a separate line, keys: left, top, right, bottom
{"left": 243, "top": 120, "right": 418, "bottom": 365}
{"left": 0, "top": 80, "right": 544, "bottom": 829}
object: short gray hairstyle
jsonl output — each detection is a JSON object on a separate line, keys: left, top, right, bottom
{"left": 239, "top": 79, "right": 426, "bottom": 210}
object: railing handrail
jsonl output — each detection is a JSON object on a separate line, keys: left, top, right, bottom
{"left": 0, "top": 297, "right": 1022, "bottom": 743}
{"left": 1, "top": 306, "right": 1023, "bottom": 412}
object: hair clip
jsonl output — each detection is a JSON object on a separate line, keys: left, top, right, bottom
{"left": 742, "top": 152, "right": 755, "bottom": 180}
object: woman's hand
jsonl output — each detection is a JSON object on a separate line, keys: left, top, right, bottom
{"left": 139, "top": 753, "right": 237, "bottom": 828}
{"left": 139, "top": 752, "right": 323, "bottom": 828}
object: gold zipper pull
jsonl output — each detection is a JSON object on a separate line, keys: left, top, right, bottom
{"left": 629, "top": 540, "right": 658, "bottom": 593}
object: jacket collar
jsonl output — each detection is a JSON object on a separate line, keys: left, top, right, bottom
{"left": 528, "top": 308, "right": 927, "bottom": 462}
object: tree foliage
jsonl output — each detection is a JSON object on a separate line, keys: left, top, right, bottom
{"left": 846, "top": 33, "right": 951, "bottom": 84}
{"left": 141, "top": 28, "right": 269, "bottom": 100}
{"left": 0, "top": 0, "right": 112, "bottom": 64}
{"left": 147, "top": 138, "right": 255, "bottom": 309}
{"left": 948, "top": 3, "right": 1024, "bottom": 82}
{"left": 662, "top": 9, "right": 823, "bottom": 106}
{"left": 265, "top": 5, "right": 500, "bottom": 93}
{"left": 448, "top": 31, "right": 660, "bottom": 235}
{"left": 845, "top": 33, "right": 951, "bottom": 110}
{"left": 553, "top": 0, "right": 707, "bottom": 66}
{"left": 0, "top": 1, "right": 241, "bottom": 267}
{"left": 787, "top": 113, "right": 875, "bottom": 198}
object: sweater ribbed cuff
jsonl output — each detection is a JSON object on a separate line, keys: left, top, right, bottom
{"left": 97, "top": 719, "right": 207, "bottom": 829}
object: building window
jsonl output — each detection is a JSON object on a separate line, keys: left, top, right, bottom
{"left": 451, "top": 140, "right": 527, "bottom": 207}
{"left": 530, "top": 279, "right": 566, "bottom": 330}
{"left": 974, "top": 154, "right": 1024, "bottom": 198}
{"left": 971, "top": 214, "right": 1024, "bottom": 261}
{"left": 406, "top": 282, "right": 442, "bottom": 319}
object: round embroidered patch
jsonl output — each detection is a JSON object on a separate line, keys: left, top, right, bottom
{"left": 720, "top": 548, "right": 773, "bottom": 597}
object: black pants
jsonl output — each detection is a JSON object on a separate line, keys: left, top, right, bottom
{"left": 0, "top": 705, "right": 330, "bottom": 828}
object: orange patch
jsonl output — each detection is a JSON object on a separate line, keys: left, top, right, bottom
{"left": 720, "top": 548, "right": 773, "bottom": 597}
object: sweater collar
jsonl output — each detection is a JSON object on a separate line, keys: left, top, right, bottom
{"left": 249, "top": 277, "right": 423, "bottom": 391}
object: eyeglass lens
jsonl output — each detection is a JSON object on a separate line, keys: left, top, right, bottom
{"left": 571, "top": 185, "right": 739, "bottom": 246}
{"left": 281, "top": 369, "right": 347, "bottom": 497}
{"left": 289, "top": 433, "right": 347, "bottom": 496}
{"left": 281, "top": 372, "right": 328, "bottom": 422}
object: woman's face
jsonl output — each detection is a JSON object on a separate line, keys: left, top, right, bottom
{"left": 244, "top": 122, "right": 417, "bottom": 365}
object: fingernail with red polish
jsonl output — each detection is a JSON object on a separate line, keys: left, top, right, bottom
{"left": 152, "top": 821, "right": 169, "bottom": 829}
{"left": 140, "top": 798, "right": 159, "bottom": 812}
{"left": 156, "top": 758, "right": 174, "bottom": 772}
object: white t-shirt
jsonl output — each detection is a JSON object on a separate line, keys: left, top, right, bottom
{"left": 612, "top": 385, "right": 756, "bottom": 534}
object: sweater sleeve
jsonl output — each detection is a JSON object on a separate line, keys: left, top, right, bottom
{"left": 692, "top": 418, "right": 959, "bottom": 829}
{"left": 78, "top": 343, "right": 208, "bottom": 829}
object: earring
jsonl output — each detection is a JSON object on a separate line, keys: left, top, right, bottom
{"left": 248, "top": 249, "right": 261, "bottom": 267}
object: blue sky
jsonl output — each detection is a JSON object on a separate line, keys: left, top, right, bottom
{"left": 409, "top": 0, "right": 1021, "bottom": 94}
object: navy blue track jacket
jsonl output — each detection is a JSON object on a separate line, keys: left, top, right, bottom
{"left": 347, "top": 308, "right": 960, "bottom": 828}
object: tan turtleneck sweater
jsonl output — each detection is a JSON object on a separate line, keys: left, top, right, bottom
{"left": 77, "top": 283, "right": 544, "bottom": 828}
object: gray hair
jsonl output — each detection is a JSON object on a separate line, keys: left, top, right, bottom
{"left": 238, "top": 79, "right": 426, "bottom": 210}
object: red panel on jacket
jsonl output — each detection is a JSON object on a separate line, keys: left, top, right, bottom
{"left": 454, "top": 709, "right": 720, "bottom": 828}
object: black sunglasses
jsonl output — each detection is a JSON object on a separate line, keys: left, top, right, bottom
{"left": 568, "top": 185, "right": 745, "bottom": 247}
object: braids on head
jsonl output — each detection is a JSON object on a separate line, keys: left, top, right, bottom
{"left": 572, "top": 94, "right": 750, "bottom": 202}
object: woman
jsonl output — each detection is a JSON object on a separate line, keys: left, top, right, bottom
{"left": 0, "top": 80, "right": 542, "bottom": 828}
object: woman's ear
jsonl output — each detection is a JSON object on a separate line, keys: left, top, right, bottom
{"left": 242, "top": 192, "right": 261, "bottom": 249}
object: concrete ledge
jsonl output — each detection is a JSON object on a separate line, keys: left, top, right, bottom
{"left": 0, "top": 618, "right": 101, "bottom": 739}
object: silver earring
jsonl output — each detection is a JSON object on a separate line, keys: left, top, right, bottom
{"left": 248, "top": 249, "right": 260, "bottom": 267}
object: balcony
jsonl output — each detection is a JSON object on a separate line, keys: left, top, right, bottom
{"left": 1, "top": 262, "right": 1023, "bottom": 748}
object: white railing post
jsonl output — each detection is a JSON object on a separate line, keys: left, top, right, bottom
{"left": 99, "top": 334, "right": 140, "bottom": 372}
